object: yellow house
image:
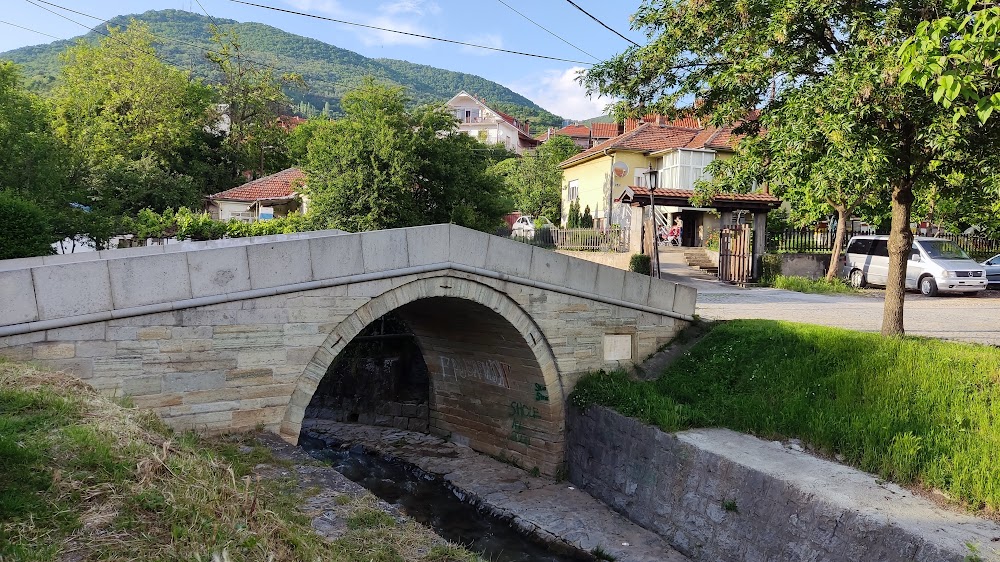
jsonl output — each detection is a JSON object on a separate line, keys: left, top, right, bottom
{"left": 559, "top": 117, "right": 740, "bottom": 231}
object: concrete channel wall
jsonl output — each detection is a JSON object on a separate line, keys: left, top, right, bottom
{"left": 567, "top": 406, "right": 1000, "bottom": 562}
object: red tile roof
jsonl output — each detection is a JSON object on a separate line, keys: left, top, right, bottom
{"left": 590, "top": 122, "right": 621, "bottom": 138}
{"left": 625, "top": 186, "right": 780, "bottom": 205}
{"left": 209, "top": 168, "right": 306, "bottom": 202}
{"left": 560, "top": 123, "right": 701, "bottom": 166}
{"left": 556, "top": 124, "right": 591, "bottom": 138}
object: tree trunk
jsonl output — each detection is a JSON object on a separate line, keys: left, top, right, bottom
{"left": 825, "top": 205, "right": 849, "bottom": 282}
{"left": 881, "top": 182, "right": 914, "bottom": 337}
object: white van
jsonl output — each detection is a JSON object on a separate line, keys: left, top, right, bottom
{"left": 843, "top": 235, "right": 987, "bottom": 296}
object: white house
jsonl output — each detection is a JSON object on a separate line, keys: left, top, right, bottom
{"left": 206, "top": 168, "right": 307, "bottom": 222}
{"left": 445, "top": 91, "right": 540, "bottom": 154}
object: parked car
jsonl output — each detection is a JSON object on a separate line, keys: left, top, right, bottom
{"left": 983, "top": 254, "right": 1000, "bottom": 288}
{"left": 511, "top": 215, "right": 554, "bottom": 237}
{"left": 843, "top": 235, "right": 987, "bottom": 296}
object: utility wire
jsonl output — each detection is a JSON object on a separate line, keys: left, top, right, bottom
{"left": 563, "top": 0, "right": 640, "bottom": 47}
{"left": 23, "top": 0, "right": 168, "bottom": 62}
{"left": 228, "top": 0, "right": 593, "bottom": 65}
{"left": 193, "top": 0, "right": 220, "bottom": 26}
{"left": 0, "top": 18, "right": 63, "bottom": 40}
{"left": 493, "top": 0, "right": 599, "bottom": 62}
{"left": 29, "top": 0, "right": 298, "bottom": 80}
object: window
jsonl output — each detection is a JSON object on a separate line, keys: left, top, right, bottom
{"left": 917, "top": 240, "right": 970, "bottom": 260}
{"left": 872, "top": 239, "right": 889, "bottom": 257}
{"left": 567, "top": 180, "right": 579, "bottom": 201}
{"left": 847, "top": 238, "right": 873, "bottom": 255}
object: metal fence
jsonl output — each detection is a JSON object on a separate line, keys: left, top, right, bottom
{"left": 767, "top": 227, "right": 1000, "bottom": 261}
{"left": 499, "top": 227, "right": 630, "bottom": 252}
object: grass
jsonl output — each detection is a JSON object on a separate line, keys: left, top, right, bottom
{"left": 767, "top": 275, "right": 858, "bottom": 295}
{"left": 0, "top": 359, "right": 482, "bottom": 561}
{"left": 570, "top": 319, "right": 1000, "bottom": 513}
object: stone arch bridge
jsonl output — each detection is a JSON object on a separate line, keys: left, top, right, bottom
{"left": 0, "top": 225, "right": 695, "bottom": 474}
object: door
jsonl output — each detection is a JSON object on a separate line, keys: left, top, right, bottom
{"left": 867, "top": 239, "right": 890, "bottom": 285}
{"left": 905, "top": 244, "right": 925, "bottom": 289}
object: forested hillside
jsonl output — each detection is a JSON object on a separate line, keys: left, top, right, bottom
{"left": 1, "top": 9, "right": 564, "bottom": 128}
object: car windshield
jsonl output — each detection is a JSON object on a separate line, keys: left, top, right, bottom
{"left": 917, "top": 240, "right": 971, "bottom": 260}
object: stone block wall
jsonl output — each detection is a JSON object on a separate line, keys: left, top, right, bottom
{"left": 556, "top": 250, "right": 632, "bottom": 271}
{"left": 567, "top": 406, "right": 1000, "bottom": 562}
{"left": 1, "top": 224, "right": 695, "bottom": 476}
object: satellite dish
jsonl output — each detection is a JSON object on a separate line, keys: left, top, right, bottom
{"left": 612, "top": 161, "right": 629, "bottom": 178}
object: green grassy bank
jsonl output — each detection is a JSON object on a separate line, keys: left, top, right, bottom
{"left": 571, "top": 320, "right": 1000, "bottom": 513}
{"left": 0, "top": 360, "right": 479, "bottom": 562}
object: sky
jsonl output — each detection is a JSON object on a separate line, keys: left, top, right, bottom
{"left": 0, "top": 0, "right": 648, "bottom": 120}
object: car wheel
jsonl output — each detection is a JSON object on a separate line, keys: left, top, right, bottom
{"left": 919, "top": 276, "right": 938, "bottom": 297}
{"left": 849, "top": 269, "right": 867, "bottom": 289}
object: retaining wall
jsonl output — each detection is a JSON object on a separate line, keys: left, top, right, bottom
{"left": 567, "top": 406, "right": 1000, "bottom": 562}
{"left": 776, "top": 253, "right": 835, "bottom": 280}
{"left": 556, "top": 250, "right": 632, "bottom": 271}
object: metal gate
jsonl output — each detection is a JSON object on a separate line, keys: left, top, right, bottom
{"left": 718, "top": 225, "right": 754, "bottom": 285}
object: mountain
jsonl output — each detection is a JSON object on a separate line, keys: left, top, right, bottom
{"left": 0, "top": 9, "right": 565, "bottom": 129}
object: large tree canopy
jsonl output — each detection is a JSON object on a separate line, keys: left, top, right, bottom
{"left": 305, "top": 79, "right": 511, "bottom": 233}
{"left": 489, "top": 134, "right": 580, "bottom": 223}
{"left": 584, "top": 0, "right": 1000, "bottom": 335}
{"left": 53, "top": 22, "right": 218, "bottom": 215}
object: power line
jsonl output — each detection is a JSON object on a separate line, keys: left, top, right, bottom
{"left": 493, "top": 0, "right": 599, "bottom": 62}
{"left": 0, "top": 18, "right": 64, "bottom": 41}
{"left": 193, "top": 0, "right": 220, "bottom": 26}
{"left": 29, "top": 0, "right": 297, "bottom": 80}
{"left": 228, "top": 0, "right": 593, "bottom": 65}
{"left": 563, "top": 0, "right": 640, "bottom": 47}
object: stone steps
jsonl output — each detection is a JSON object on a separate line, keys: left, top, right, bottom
{"left": 683, "top": 248, "right": 718, "bottom": 274}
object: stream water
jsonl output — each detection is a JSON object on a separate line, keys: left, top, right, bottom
{"left": 300, "top": 434, "right": 589, "bottom": 562}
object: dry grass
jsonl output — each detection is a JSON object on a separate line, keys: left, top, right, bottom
{"left": 0, "top": 360, "right": 481, "bottom": 562}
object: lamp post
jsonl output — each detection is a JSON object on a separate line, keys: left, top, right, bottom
{"left": 645, "top": 169, "right": 660, "bottom": 279}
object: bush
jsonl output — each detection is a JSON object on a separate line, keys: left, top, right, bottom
{"left": 0, "top": 191, "right": 55, "bottom": 259}
{"left": 629, "top": 253, "right": 651, "bottom": 275}
{"left": 758, "top": 254, "right": 782, "bottom": 285}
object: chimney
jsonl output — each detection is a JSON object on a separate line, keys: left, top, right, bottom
{"left": 525, "top": 119, "right": 530, "bottom": 134}
{"left": 655, "top": 114, "right": 665, "bottom": 127}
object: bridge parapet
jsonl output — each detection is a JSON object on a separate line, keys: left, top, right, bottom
{"left": 1, "top": 224, "right": 696, "bottom": 338}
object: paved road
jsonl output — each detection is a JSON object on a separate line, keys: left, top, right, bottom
{"left": 658, "top": 252, "right": 1000, "bottom": 346}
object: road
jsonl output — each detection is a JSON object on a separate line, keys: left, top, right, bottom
{"left": 658, "top": 253, "right": 1000, "bottom": 346}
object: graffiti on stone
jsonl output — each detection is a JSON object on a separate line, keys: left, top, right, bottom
{"left": 534, "top": 383, "right": 549, "bottom": 402}
{"left": 510, "top": 401, "right": 541, "bottom": 420}
{"left": 508, "top": 400, "right": 540, "bottom": 445}
{"left": 439, "top": 356, "right": 511, "bottom": 388}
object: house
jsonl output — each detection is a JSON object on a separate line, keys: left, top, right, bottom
{"left": 589, "top": 122, "right": 623, "bottom": 146}
{"left": 206, "top": 167, "right": 307, "bottom": 222}
{"left": 445, "top": 91, "right": 541, "bottom": 154}
{"left": 558, "top": 114, "right": 779, "bottom": 250}
{"left": 536, "top": 124, "right": 593, "bottom": 149}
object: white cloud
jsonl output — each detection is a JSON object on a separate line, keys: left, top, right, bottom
{"left": 511, "top": 67, "right": 615, "bottom": 121}
{"left": 459, "top": 33, "right": 504, "bottom": 56}
{"left": 282, "top": 0, "right": 436, "bottom": 47}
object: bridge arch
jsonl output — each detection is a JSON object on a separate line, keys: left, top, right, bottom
{"left": 283, "top": 275, "right": 566, "bottom": 474}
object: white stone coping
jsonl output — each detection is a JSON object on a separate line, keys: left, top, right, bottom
{"left": 0, "top": 224, "right": 697, "bottom": 335}
{"left": 0, "top": 229, "right": 348, "bottom": 271}
{"left": 677, "top": 428, "right": 1000, "bottom": 558}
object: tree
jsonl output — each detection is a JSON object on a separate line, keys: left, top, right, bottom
{"left": 0, "top": 191, "right": 55, "bottom": 259}
{"left": 207, "top": 25, "right": 299, "bottom": 180}
{"left": 53, "top": 22, "right": 217, "bottom": 215}
{"left": 900, "top": 3, "right": 1000, "bottom": 124}
{"left": 488, "top": 134, "right": 579, "bottom": 223}
{"left": 704, "top": 79, "right": 890, "bottom": 281}
{"left": 305, "top": 78, "right": 511, "bottom": 232}
{"left": 584, "top": 0, "right": 1000, "bottom": 335}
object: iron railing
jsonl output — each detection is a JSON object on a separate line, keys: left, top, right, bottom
{"left": 501, "top": 227, "right": 630, "bottom": 252}
{"left": 767, "top": 227, "right": 1000, "bottom": 262}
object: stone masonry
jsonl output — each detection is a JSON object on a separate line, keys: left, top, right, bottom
{"left": 568, "top": 405, "right": 1000, "bottom": 561}
{"left": 0, "top": 224, "right": 695, "bottom": 474}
